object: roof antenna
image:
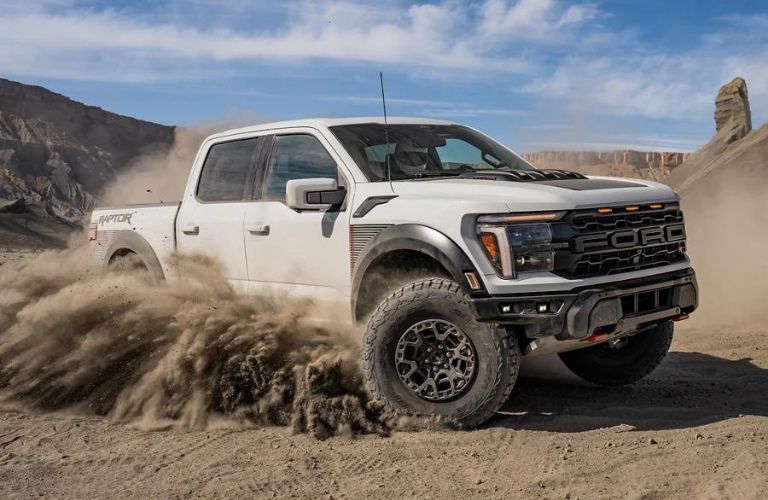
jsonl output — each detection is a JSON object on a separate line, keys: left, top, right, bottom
{"left": 379, "top": 71, "right": 393, "bottom": 190}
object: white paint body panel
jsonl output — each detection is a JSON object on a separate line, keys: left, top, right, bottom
{"left": 89, "top": 203, "right": 179, "bottom": 275}
{"left": 90, "top": 117, "right": 691, "bottom": 325}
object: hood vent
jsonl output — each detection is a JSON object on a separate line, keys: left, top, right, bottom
{"left": 460, "top": 169, "right": 587, "bottom": 182}
{"left": 459, "top": 169, "right": 647, "bottom": 191}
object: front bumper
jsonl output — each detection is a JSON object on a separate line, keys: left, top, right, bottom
{"left": 471, "top": 268, "right": 698, "bottom": 352}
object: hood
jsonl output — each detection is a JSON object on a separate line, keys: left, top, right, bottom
{"left": 390, "top": 175, "right": 678, "bottom": 212}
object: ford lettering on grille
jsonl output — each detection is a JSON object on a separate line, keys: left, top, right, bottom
{"left": 573, "top": 224, "right": 686, "bottom": 252}
{"left": 552, "top": 206, "right": 688, "bottom": 279}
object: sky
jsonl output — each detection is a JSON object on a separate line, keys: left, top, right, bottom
{"left": 2, "top": 0, "right": 767, "bottom": 153}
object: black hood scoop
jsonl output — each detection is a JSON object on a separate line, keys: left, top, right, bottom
{"left": 460, "top": 169, "right": 647, "bottom": 191}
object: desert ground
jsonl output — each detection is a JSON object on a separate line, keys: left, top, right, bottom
{"left": 0, "top": 250, "right": 765, "bottom": 500}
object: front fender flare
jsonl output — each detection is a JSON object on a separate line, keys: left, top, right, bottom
{"left": 351, "top": 224, "right": 482, "bottom": 319}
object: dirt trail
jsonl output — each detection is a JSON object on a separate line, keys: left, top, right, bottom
{"left": 0, "top": 311, "right": 765, "bottom": 499}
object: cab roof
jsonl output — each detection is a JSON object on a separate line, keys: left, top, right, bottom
{"left": 207, "top": 116, "right": 455, "bottom": 141}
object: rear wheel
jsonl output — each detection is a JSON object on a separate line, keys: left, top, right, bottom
{"left": 108, "top": 251, "right": 148, "bottom": 273}
{"left": 558, "top": 321, "right": 673, "bottom": 386}
{"left": 107, "top": 251, "right": 158, "bottom": 282}
{"left": 363, "top": 277, "right": 519, "bottom": 427}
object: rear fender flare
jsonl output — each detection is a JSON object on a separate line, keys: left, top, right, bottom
{"left": 103, "top": 230, "right": 165, "bottom": 281}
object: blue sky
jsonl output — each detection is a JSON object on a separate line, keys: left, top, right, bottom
{"left": 2, "top": 0, "right": 767, "bottom": 152}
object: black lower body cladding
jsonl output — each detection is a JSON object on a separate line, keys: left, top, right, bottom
{"left": 471, "top": 268, "right": 698, "bottom": 340}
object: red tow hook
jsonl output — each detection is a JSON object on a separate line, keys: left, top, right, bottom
{"left": 672, "top": 313, "right": 690, "bottom": 322}
{"left": 585, "top": 329, "right": 610, "bottom": 343}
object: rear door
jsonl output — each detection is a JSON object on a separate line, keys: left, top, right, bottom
{"left": 244, "top": 130, "right": 353, "bottom": 315}
{"left": 176, "top": 136, "right": 267, "bottom": 292}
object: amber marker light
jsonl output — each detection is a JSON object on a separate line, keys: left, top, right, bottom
{"left": 626, "top": 206, "right": 640, "bottom": 212}
{"left": 464, "top": 272, "right": 481, "bottom": 290}
{"left": 650, "top": 203, "right": 663, "bottom": 209}
{"left": 480, "top": 232, "right": 500, "bottom": 266}
{"left": 597, "top": 208, "right": 613, "bottom": 214}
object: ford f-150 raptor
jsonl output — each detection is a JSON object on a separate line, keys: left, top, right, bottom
{"left": 89, "top": 117, "right": 698, "bottom": 426}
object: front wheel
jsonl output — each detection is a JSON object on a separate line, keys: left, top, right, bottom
{"left": 558, "top": 321, "right": 674, "bottom": 386}
{"left": 363, "top": 278, "right": 519, "bottom": 427}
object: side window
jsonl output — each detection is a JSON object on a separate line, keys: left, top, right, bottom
{"left": 197, "top": 138, "right": 259, "bottom": 202}
{"left": 263, "top": 135, "right": 338, "bottom": 201}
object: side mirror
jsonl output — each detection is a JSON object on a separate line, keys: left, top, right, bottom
{"left": 286, "top": 178, "right": 346, "bottom": 210}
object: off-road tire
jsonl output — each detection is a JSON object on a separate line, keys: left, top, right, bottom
{"left": 108, "top": 251, "right": 149, "bottom": 273}
{"left": 558, "top": 321, "right": 674, "bottom": 386}
{"left": 363, "top": 277, "right": 519, "bottom": 427}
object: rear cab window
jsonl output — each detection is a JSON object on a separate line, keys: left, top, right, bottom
{"left": 197, "top": 138, "right": 263, "bottom": 202}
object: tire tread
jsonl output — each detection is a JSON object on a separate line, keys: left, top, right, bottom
{"left": 363, "top": 277, "right": 518, "bottom": 427}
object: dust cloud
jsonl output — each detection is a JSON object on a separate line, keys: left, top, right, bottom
{"left": 102, "top": 113, "right": 262, "bottom": 206}
{"left": 682, "top": 172, "right": 768, "bottom": 329}
{"left": 0, "top": 247, "right": 430, "bottom": 439}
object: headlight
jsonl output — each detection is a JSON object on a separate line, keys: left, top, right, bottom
{"left": 477, "top": 212, "right": 564, "bottom": 278}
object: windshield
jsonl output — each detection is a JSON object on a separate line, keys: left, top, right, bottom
{"left": 329, "top": 124, "right": 535, "bottom": 181}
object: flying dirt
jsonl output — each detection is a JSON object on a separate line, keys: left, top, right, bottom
{"left": 0, "top": 247, "right": 434, "bottom": 439}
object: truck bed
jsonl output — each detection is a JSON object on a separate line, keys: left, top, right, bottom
{"left": 90, "top": 202, "right": 181, "bottom": 275}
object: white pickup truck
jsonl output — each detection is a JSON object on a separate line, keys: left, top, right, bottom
{"left": 89, "top": 117, "right": 698, "bottom": 426}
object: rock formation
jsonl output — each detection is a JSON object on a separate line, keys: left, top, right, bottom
{"left": 0, "top": 78, "right": 174, "bottom": 224}
{"left": 523, "top": 150, "right": 690, "bottom": 181}
{"left": 714, "top": 77, "right": 752, "bottom": 144}
{"left": 667, "top": 77, "right": 764, "bottom": 193}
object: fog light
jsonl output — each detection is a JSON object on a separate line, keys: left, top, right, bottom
{"left": 537, "top": 303, "right": 548, "bottom": 314}
{"left": 501, "top": 305, "right": 512, "bottom": 313}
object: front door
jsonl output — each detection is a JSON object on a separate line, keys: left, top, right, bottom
{"left": 244, "top": 132, "right": 352, "bottom": 318}
{"left": 176, "top": 136, "right": 265, "bottom": 292}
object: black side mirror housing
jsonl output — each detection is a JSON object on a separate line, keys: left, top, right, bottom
{"left": 306, "top": 186, "right": 347, "bottom": 206}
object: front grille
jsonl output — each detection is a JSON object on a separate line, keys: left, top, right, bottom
{"left": 552, "top": 204, "right": 688, "bottom": 279}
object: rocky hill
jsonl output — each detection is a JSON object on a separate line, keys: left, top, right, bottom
{"left": 523, "top": 150, "right": 690, "bottom": 181}
{"left": 663, "top": 77, "right": 768, "bottom": 325}
{"left": 667, "top": 77, "right": 762, "bottom": 192}
{"left": 0, "top": 78, "right": 174, "bottom": 245}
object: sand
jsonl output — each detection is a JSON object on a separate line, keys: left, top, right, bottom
{"left": 0, "top": 249, "right": 764, "bottom": 499}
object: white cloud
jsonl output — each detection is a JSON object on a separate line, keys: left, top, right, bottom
{"left": 520, "top": 14, "right": 768, "bottom": 122}
{"left": 521, "top": 56, "right": 714, "bottom": 119}
{"left": 322, "top": 96, "right": 462, "bottom": 107}
{"left": 421, "top": 108, "right": 528, "bottom": 118}
{"left": 0, "top": 0, "right": 597, "bottom": 81}
{"left": 322, "top": 95, "right": 528, "bottom": 118}
{"left": 2, "top": 0, "right": 765, "bottom": 131}
{"left": 478, "top": 0, "right": 599, "bottom": 41}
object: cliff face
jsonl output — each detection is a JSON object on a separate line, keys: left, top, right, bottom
{"left": 523, "top": 150, "right": 690, "bottom": 181}
{"left": 0, "top": 78, "right": 174, "bottom": 220}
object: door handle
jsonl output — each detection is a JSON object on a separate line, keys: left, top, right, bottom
{"left": 182, "top": 223, "right": 199, "bottom": 235}
{"left": 247, "top": 224, "right": 270, "bottom": 235}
